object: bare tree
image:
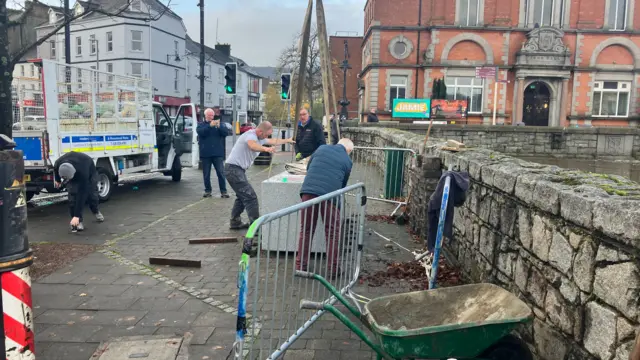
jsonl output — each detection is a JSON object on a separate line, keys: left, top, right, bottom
{"left": 276, "top": 26, "right": 322, "bottom": 112}
{"left": 0, "top": 0, "right": 171, "bottom": 137}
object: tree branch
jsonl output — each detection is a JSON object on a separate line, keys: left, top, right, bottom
{"left": 9, "top": 0, "right": 172, "bottom": 65}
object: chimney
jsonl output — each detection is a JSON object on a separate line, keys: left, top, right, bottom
{"left": 215, "top": 44, "right": 231, "bottom": 57}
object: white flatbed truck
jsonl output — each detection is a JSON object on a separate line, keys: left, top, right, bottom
{"left": 12, "top": 59, "right": 201, "bottom": 201}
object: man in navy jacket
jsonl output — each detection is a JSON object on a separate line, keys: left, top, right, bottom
{"left": 296, "top": 139, "right": 353, "bottom": 276}
{"left": 197, "top": 108, "right": 230, "bottom": 198}
{"left": 295, "top": 108, "right": 326, "bottom": 160}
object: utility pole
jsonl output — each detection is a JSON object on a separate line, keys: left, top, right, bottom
{"left": 339, "top": 40, "right": 351, "bottom": 121}
{"left": 198, "top": 0, "right": 205, "bottom": 121}
{"left": 64, "top": 0, "right": 71, "bottom": 64}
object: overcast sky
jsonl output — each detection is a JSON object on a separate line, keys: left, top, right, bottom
{"left": 11, "top": 0, "right": 364, "bottom": 66}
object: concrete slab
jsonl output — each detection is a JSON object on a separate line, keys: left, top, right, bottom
{"left": 92, "top": 335, "right": 183, "bottom": 360}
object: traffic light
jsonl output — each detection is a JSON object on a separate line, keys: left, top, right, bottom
{"left": 224, "top": 62, "right": 237, "bottom": 95}
{"left": 280, "top": 73, "right": 291, "bottom": 101}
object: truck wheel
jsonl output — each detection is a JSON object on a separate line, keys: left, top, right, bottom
{"left": 171, "top": 158, "right": 182, "bottom": 182}
{"left": 96, "top": 167, "right": 114, "bottom": 202}
{"left": 26, "top": 191, "right": 36, "bottom": 202}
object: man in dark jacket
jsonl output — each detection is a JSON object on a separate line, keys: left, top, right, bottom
{"left": 197, "top": 108, "right": 229, "bottom": 198}
{"left": 367, "top": 108, "right": 379, "bottom": 123}
{"left": 295, "top": 108, "right": 325, "bottom": 160}
{"left": 296, "top": 139, "right": 353, "bottom": 276}
{"left": 53, "top": 151, "right": 103, "bottom": 232}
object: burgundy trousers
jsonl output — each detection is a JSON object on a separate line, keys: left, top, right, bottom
{"left": 295, "top": 194, "right": 341, "bottom": 273}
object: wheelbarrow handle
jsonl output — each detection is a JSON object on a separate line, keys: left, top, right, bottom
{"left": 294, "top": 270, "right": 315, "bottom": 279}
{"left": 300, "top": 300, "right": 324, "bottom": 310}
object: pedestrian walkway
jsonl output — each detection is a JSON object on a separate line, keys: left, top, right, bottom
{"left": 34, "top": 253, "right": 237, "bottom": 360}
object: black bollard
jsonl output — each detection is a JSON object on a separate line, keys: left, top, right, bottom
{"left": 0, "top": 134, "right": 34, "bottom": 359}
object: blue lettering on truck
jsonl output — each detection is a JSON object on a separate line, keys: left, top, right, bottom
{"left": 13, "top": 137, "right": 43, "bottom": 161}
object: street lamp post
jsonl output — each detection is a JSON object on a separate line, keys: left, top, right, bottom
{"left": 338, "top": 40, "right": 351, "bottom": 121}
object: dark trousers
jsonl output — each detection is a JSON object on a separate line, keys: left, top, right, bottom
{"left": 202, "top": 156, "right": 227, "bottom": 194}
{"left": 224, "top": 163, "right": 259, "bottom": 221}
{"left": 295, "top": 194, "right": 341, "bottom": 272}
{"left": 67, "top": 179, "right": 99, "bottom": 222}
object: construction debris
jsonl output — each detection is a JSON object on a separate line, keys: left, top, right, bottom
{"left": 188, "top": 237, "right": 238, "bottom": 245}
{"left": 361, "top": 258, "right": 462, "bottom": 290}
{"left": 148, "top": 257, "right": 201, "bottom": 268}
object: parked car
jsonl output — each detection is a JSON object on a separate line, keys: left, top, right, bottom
{"left": 240, "top": 122, "right": 256, "bottom": 134}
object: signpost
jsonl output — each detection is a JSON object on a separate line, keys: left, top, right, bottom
{"left": 476, "top": 66, "right": 499, "bottom": 125}
{"left": 392, "top": 98, "right": 431, "bottom": 119}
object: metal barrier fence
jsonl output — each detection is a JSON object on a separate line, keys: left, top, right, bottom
{"left": 234, "top": 183, "right": 367, "bottom": 360}
{"left": 348, "top": 146, "right": 416, "bottom": 216}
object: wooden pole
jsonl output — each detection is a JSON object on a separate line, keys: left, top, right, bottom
{"left": 315, "top": 0, "right": 333, "bottom": 145}
{"left": 292, "top": 0, "right": 314, "bottom": 142}
{"left": 316, "top": 0, "right": 340, "bottom": 140}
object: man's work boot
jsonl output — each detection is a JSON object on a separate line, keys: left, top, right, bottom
{"left": 94, "top": 211, "right": 105, "bottom": 222}
{"left": 229, "top": 218, "right": 249, "bottom": 230}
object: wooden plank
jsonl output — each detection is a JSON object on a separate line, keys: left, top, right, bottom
{"left": 315, "top": 0, "right": 332, "bottom": 144}
{"left": 188, "top": 237, "right": 238, "bottom": 245}
{"left": 317, "top": 0, "right": 339, "bottom": 118}
{"left": 149, "top": 257, "right": 201, "bottom": 268}
{"left": 292, "top": 0, "right": 314, "bottom": 141}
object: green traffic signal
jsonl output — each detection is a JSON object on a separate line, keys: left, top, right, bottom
{"left": 281, "top": 92, "right": 288, "bottom": 99}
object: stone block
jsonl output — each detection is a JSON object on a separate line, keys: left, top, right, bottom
{"left": 488, "top": 198, "right": 501, "bottom": 229}
{"left": 593, "top": 199, "right": 640, "bottom": 246}
{"left": 544, "top": 286, "right": 574, "bottom": 335}
{"left": 596, "top": 245, "right": 632, "bottom": 262}
{"left": 515, "top": 172, "right": 541, "bottom": 204}
{"left": 568, "top": 231, "right": 582, "bottom": 249}
{"left": 548, "top": 231, "right": 574, "bottom": 273}
{"left": 500, "top": 201, "right": 518, "bottom": 238}
{"left": 497, "top": 252, "right": 516, "bottom": 278}
{"left": 531, "top": 181, "right": 561, "bottom": 215}
{"left": 584, "top": 301, "right": 617, "bottom": 360}
{"left": 478, "top": 226, "right": 497, "bottom": 261}
{"left": 617, "top": 315, "right": 635, "bottom": 342}
{"left": 527, "top": 267, "right": 547, "bottom": 308}
{"left": 593, "top": 261, "right": 640, "bottom": 320}
{"left": 518, "top": 208, "right": 533, "bottom": 249}
{"left": 531, "top": 215, "right": 552, "bottom": 262}
{"left": 573, "top": 240, "right": 596, "bottom": 292}
{"left": 514, "top": 255, "right": 529, "bottom": 291}
{"left": 559, "top": 277, "right": 580, "bottom": 304}
{"left": 614, "top": 341, "right": 635, "bottom": 360}
{"left": 559, "top": 189, "right": 596, "bottom": 228}
{"left": 421, "top": 156, "right": 441, "bottom": 170}
{"left": 534, "top": 318, "right": 568, "bottom": 360}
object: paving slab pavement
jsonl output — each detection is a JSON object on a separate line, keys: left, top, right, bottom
{"left": 30, "top": 148, "right": 427, "bottom": 359}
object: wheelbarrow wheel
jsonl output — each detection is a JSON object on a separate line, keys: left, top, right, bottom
{"left": 479, "top": 334, "right": 533, "bottom": 360}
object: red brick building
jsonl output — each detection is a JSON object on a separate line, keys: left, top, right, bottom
{"left": 330, "top": 35, "right": 363, "bottom": 119}
{"left": 360, "top": 0, "right": 640, "bottom": 127}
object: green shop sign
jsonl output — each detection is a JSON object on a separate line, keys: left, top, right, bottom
{"left": 392, "top": 99, "right": 431, "bottom": 119}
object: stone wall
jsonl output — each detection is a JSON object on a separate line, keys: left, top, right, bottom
{"left": 343, "top": 121, "right": 640, "bottom": 159}
{"left": 343, "top": 126, "right": 640, "bottom": 360}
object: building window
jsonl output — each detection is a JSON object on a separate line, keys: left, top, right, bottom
{"left": 174, "top": 41, "right": 178, "bottom": 55}
{"left": 76, "top": 36, "right": 82, "bottom": 55}
{"left": 608, "top": 0, "right": 627, "bottom": 30}
{"left": 106, "top": 32, "right": 113, "bottom": 52}
{"left": 218, "top": 68, "right": 224, "bottom": 84}
{"left": 20, "top": 65, "right": 24, "bottom": 76}
{"left": 30, "top": 65, "right": 35, "bottom": 77}
{"left": 206, "top": 65, "right": 211, "bottom": 80}
{"left": 526, "top": 0, "right": 554, "bottom": 26}
{"left": 77, "top": 68, "right": 82, "bottom": 90}
{"left": 50, "top": 40, "right": 56, "bottom": 58}
{"left": 131, "top": 62, "right": 142, "bottom": 77}
{"left": 106, "top": 63, "right": 114, "bottom": 85}
{"left": 237, "top": 97, "right": 242, "bottom": 109}
{"left": 174, "top": 69, "right": 179, "bottom": 91}
{"left": 388, "top": 35, "right": 413, "bottom": 60}
{"left": 592, "top": 81, "right": 630, "bottom": 117}
{"left": 459, "top": 0, "right": 480, "bottom": 26}
{"left": 445, "top": 77, "right": 483, "bottom": 113}
{"left": 219, "top": 95, "right": 224, "bottom": 107}
{"left": 206, "top": 93, "right": 212, "bottom": 102}
{"left": 389, "top": 75, "right": 407, "bottom": 103}
{"left": 131, "top": 0, "right": 141, "bottom": 11}
{"left": 131, "top": 31, "right": 143, "bottom": 52}
{"left": 90, "top": 34, "right": 96, "bottom": 55}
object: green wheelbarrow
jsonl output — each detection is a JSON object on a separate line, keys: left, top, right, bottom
{"left": 295, "top": 271, "right": 534, "bottom": 360}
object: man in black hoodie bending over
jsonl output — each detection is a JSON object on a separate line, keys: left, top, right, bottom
{"left": 295, "top": 108, "right": 325, "bottom": 160}
{"left": 54, "top": 152, "right": 104, "bottom": 232}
